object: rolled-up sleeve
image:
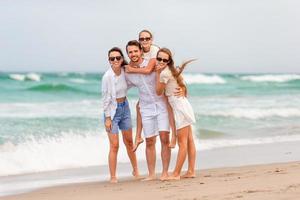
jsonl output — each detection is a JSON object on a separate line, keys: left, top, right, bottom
{"left": 160, "top": 69, "right": 170, "bottom": 84}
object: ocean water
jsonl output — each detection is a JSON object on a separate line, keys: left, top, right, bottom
{"left": 1, "top": 72, "right": 300, "bottom": 177}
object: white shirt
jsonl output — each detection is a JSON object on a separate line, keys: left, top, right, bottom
{"left": 159, "top": 67, "right": 179, "bottom": 96}
{"left": 125, "top": 59, "right": 166, "bottom": 116}
{"left": 115, "top": 69, "right": 128, "bottom": 98}
{"left": 102, "top": 68, "right": 127, "bottom": 119}
{"left": 143, "top": 45, "right": 159, "bottom": 59}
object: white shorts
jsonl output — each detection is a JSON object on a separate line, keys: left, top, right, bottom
{"left": 168, "top": 96, "right": 196, "bottom": 130}
{"left": 140, "top": 102, "right": 170, "bottom": 138}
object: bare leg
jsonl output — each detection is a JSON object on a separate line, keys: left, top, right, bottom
{"left": 182, "top": 126, "right": 196, "bottom": 178}
{"left": 121, "top": 129, "right": 140, "bottom": 178}
{"left": 168, "top": 126, "right": 189, "bottom": 180}
{"left": 143, "top": 135, "right": 157, "bottom": 181}
{"left": 159, "top": 131, "right": 171, "bottom": 180}
{"left": 107, "top": 133, "right": 119, "bottom": 183}
{"left": 167, "top": 100, "right": 176, "bottom": 148}
{"left": 133, "top": 101, "right": 144, "bottom": 152}
{"left": 163, "top": 95, "right": 176, "bottom": 148}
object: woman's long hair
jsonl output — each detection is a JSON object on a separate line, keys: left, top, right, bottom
{"left": 157, "top": 48, "right": 196, "bottom": 94}
{"left": 108, "top": 47, "right": 128, "bottom": 67}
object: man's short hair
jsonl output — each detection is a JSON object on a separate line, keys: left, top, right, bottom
{"left": 126, "top": 40, "right": 142, "bottom": 52}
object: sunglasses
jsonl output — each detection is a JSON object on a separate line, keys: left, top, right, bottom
{"left": 109, "top": 56, "right": 122, "bottom": 62}
{"left": 156, "top": 57, "right": 169, "bottom": 63}
{"left": 139, "top": 37, "right": 151, "bottom": 42}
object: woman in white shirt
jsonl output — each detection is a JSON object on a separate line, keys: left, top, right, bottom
{"left": 155, "top": 48, "right": 197, "bottom": 180}
{"left": 102, "top": 47, "right": 139, "bottom": 183}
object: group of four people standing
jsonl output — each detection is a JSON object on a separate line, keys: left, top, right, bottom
{"left": 102, "top": 30, "right": 196, "bottom": 183}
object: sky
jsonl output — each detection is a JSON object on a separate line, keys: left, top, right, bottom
{"left": 0, "top": 0, "right": 300, "bottom": 73}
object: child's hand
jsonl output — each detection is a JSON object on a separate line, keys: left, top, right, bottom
{"left": 125, "top": 64, "right": 138, "bottom": 73}
{"left": 155, "top": 65, "right": 166, "bottom": 72}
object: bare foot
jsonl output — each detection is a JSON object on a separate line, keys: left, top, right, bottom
{"left": 160, "top": 174, "right": 169, "bottom": 181}
{"left": 132, "top": 170, "right": 142, "bottom": 179}
{"left": 167, "top": 175, "right": 180, "bottom": 181}
{"left": 132, "top": 138, "right": 144, "bottom": 152}
{"left": 181, "top": 172, "right": 196, "bottom": 178}
{"left": 110, "top": 177, "right": 118, "bottom": 183}
{"left": 168, "top": 136, "right": 176, "bottom": 148}
{"left": 141, "top": 176, "right": 156, "bottom": 181}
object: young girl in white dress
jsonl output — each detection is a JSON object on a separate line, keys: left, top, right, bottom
{"left": 155, "top": 48, "right": 197, "bottom": 180}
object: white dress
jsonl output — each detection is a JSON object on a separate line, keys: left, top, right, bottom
{"left": 160, "top": 67, "right": 196, "bottom": 130}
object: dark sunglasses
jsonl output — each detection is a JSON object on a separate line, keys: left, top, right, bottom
{"left": 139, "top": 37, "right": 151, "bottom": 42}
{"left": 156, "top": 57, "right": 169, "bottom": 63}
{"left": 109, "top": 56, "right": 122, "bottom": 61}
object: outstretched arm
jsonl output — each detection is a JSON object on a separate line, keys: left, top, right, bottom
{"left": 125, "top": 58, "right": 156, "bottom": 74}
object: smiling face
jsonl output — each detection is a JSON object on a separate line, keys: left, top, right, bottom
{"left": 127, "top": 45, "right": 143, "bottom": 63}
{"left": 156, "top": 51, "right": 170, "bottom": 68}
{"left": 139, "top": 31, "right": 152, "bottom": 52}
{"left": 108, "top": 51, "right": 123, "bottom": 69}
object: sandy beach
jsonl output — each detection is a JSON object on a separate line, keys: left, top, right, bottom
{"left": 1, "top": 161, "right": 300, "bottom": 200}
{"left": 1, "top": 141, "right": 300, "bottom": 200}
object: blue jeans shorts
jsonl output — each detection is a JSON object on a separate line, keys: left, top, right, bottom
{"left": 110, "top": 99, "right": 132, "bottom": 134}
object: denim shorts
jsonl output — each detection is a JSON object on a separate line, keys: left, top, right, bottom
{"left": 110, "top": 99, "right": 132, "bottom": 134}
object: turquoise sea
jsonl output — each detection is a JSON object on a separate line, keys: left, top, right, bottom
{"left": 1, "top": 72, "right": 300, "bottom": 177}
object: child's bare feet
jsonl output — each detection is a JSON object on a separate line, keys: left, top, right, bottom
{"left": 168, "top": 136, "right": 176, "bottom": 148}
{"left": 141, "top": 175, "right": 156, "bottom": 181}
{"left": 181, "top": 171, "right": 196, "bottom": 178}
{"left": 167, "top": 174, "right": 180, "bottom": 181}
{"left": 132, "top": 170, "right": 141, "bottom": 179}
{"left": 132, "top": 137, "right": 144, "bottom": 152}
{"left": 110, "top": 177, "right": 118, "bottom": 183}
{"left": 160, "top": 172, "right": 169, "bottom": 181}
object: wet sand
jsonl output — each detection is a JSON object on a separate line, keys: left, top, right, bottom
{"left": 2, "top": 161, "right": 300, "bottom": 200}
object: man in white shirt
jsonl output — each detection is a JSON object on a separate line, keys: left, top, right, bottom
{"left": 125, "top": 40, "right": 170, "bottom": 181}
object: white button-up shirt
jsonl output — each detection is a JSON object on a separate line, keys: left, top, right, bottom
{"left": 101, "top": 68, "right": 127, "bottom": 119}
{"left": 125, "top": 59, "right": 166, "bottom": 116}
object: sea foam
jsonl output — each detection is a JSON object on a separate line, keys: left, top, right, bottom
{"left": 9, "top": 74, "right": 25, "bottom": 81}
{"left": 198, "top": 134, "right": 300, "bottom": 150}
{"left": 9, "top": 73, "right": 41, "bottom": 82}
{"left": 205, "top": 108, "right": 300, "bottom": 119}
{"left": 241, "top": 74, "right": 300, "bottom": 83}
{"left": 1, "top": 131, "right": 300, "bottom": 176}
{"left": 184, "top": 74, "right": 226, "bottom": 84}
{"left": 0, "top": 131, "right": 146, "bottom": 176}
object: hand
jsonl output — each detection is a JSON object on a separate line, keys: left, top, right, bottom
{"left": 173, "top": 87, "right": 186, "bottom": 97}
{"left": 125, "top": 64, "right": 138, "bottom": 73}
{"left": 105, "top": 118, "right": 112, "bottom": 132}
{"left": 124, "top": 65, "right": 131, "bottom": 73}
{"left": 155, "top": 64, "right": 166, "bottom": 72}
